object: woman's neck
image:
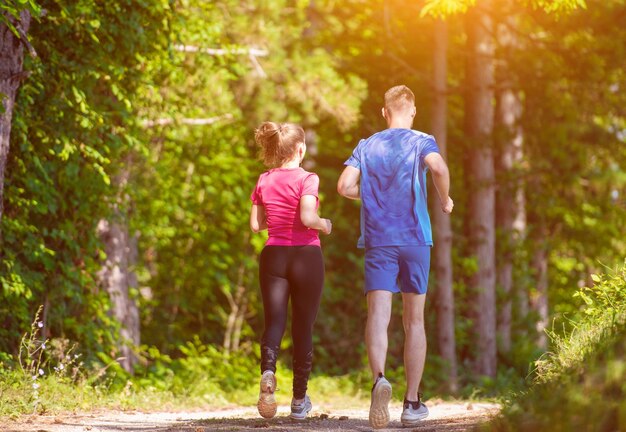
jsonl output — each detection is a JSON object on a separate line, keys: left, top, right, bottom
{"left": 280, "top": 159, "right": 300, "bottom": 169}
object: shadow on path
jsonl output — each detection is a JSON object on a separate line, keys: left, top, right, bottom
{"left": 187, "top": 413, "right": 488, "bottom": 432}
{"left": 2, "top": 403, "right": 497, "bottom": 432}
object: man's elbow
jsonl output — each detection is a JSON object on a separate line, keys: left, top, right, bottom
{"left": 337, "top": 181, "right": 349, "bottom": 197}
{"left": 430, "top": 162, "right": 449, "bottom": 178}
{"left": 250, "top": 222, "right": 261, "bottom": 233}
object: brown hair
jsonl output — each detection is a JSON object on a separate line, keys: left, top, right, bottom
{"left": 255, "top": 122, "right": 305, "bottom": 168}
{"left": 384, "top": 85, "right": 415, "bottom": 116}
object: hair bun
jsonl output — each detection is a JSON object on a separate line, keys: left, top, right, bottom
{"left": 255, "top": 121, "right": 306, "bottom": 168}
{"left": 256, "top": 122, "right": 281, "bottom": 139}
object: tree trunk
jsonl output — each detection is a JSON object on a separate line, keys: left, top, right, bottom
{"left": 495, "top": 14, "right": 527, "bottom": 355}
{"left": 531, "top": 226, "right": 549, "bottom": 350}
{"left": 465, "top": 0, "right": 497, "bottom": 378}
{"left": 98, "top": 218, "right": 140, "bottom": 373}
{"left": 431, "top": 18, "right": 458, "bottom": 393}
{"left": 0, "top": 10, "right": 32, "bottom": 224}
{"left": 224, "top": 233, "right": 252, "bottom": 355}
{"left": 97, "top": 163, "right": 140, "bottom": 374}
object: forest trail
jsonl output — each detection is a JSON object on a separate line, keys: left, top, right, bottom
{"left": 3, "top": 401, "right": 499, "bottom": 432}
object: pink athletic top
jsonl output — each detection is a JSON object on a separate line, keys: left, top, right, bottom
{"left": 251, "top": 167, "right": 321, "bottom": 247}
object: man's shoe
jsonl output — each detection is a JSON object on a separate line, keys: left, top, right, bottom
{"left": 400, "top": 393, "right": 429, "bottom": 425}
{"left": 290, "top": 394, "right": 312, "bottom": 420}
{"left": 257, "top": 370, "right": 277, "bottom": 418}
{"left": 369, "top": 373, "right": 392, "bottom": 429}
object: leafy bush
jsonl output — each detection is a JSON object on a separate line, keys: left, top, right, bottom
{"left": 487, "top": 262, "right": 626, "bottom": 431}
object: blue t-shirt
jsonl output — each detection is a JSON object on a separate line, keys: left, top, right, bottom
{"left": 344, "top": 128, "right": 440, "bottom": 249}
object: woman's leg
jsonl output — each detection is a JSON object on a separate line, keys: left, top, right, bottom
{"left": 259, "top": 246, "right": 290, "bottom": 373}
{"left": 288, "top": 246, "right": 324, "bottom": 400}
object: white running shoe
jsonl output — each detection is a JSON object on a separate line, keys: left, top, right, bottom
{"left": 369, "top": 373, "right": 392, "bottom": 429}
{"left": 400, "top": 394, "right": 429, "bottom": 426}
{"left": 257, "top": 370, "right": 277, "bottom": 419}
{"left": 290, "top": 394, "right": 313, "bottom": 420}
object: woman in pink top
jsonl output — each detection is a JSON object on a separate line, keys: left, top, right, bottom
{"left": 250, "top": 122, "right": 332, "bottom": 421}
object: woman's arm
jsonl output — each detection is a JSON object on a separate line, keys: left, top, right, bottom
{"left": 300, "top": 195, "right": 332, "bottom": 234}
{"left": 250, "top": 204, "right": 268, "bottom": 232}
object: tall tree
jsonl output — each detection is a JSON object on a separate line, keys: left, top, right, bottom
{"left": 430, "top": 18, "right": 458, "bottom": 392}
{"left": 97, "top": 160, "right": 140, "bottom": 373}
{"left": 494, "top": 6, "right": 527, "bottom": 355}
{"left": 0, "top": 5, "right": 35, "bottom": 224}
{"left": 465, "top": 0, "right": 497, "bottom": 377}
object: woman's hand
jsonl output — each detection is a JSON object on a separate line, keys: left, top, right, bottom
{"left": 320, "top": 218, "right": 332, "bottom": 235}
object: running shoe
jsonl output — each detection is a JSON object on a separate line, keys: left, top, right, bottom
{"left": 369, "top": 373, "right": 392, "bottom": 429}
{"left": 290, "top": 394, "right": 312, "bottom": 420}
{"left": 257, "top": 370, "right": 277, "bottom": 418}
{"left": 400, "top": 393, "right": 429, "bottom": 426}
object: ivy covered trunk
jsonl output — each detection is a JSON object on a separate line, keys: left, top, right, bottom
{"left": 465, "top": 0, "right": 497, "bottom": 378}
{"left": 431, "top": 18, "right": 458, "bottom": 393}
{"left": 0, "top": 10, "right": 31, "bottom": 223}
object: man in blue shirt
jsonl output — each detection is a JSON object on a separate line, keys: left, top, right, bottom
{"left": 337, "top": 85, "right": 453, "bottom": 429}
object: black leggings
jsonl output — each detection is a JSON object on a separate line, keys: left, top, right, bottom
{"left": 259, "top": 245, "right": 324, "bottom": 400}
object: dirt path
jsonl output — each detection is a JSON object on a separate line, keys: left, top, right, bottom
{"left": 3, "top": 401, "right": 499, "bottom": 432}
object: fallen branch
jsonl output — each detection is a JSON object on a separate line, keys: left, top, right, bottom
{"left": 141, "top": 114, "right": 234, "bottom": 128}
{"left": 173, "top": 44, "right": 268, "bottom": 57}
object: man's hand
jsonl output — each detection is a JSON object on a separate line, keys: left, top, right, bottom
{"left": 442, "top": 197, "right": 454, "bottom": 214}
{"left": 321, "top": 218, "right": 333, "bottom": 235}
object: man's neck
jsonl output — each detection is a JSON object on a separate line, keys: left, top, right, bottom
{"left": 386, "top": 116, "right": 413, "bottom": 130}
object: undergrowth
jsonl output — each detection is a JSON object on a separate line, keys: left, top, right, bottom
{"left": 487, "top": 261, "right": 626, "bottom": 431}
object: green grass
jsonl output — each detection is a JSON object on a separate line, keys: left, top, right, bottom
{"left": 0, "top": 373, "right": 371, "bottom": 418}
{"left": 486, "top": 263, "right": 626, "bottom": 432}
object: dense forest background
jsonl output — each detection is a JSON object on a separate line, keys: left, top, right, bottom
{"left": 1, "top": 0, "right": 625, "bottom": 404}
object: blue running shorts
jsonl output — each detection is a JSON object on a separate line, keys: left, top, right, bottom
{"left": 364, "top": 246, "right": 431, "bottom": 295}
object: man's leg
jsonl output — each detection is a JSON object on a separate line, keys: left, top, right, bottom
{"left": 366, "top": 289, "right": 394, "bottom": 428}
{"left": 402, "top": 292, "right": 427, "bottom": 401}
{"left": 366, "top": 290, "right": 393, "bottom": 379}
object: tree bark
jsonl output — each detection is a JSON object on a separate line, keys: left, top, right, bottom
{"left": 97, "top": 217, "right": 140, "bottom": 373}
{"left": 465, "top": 0, "right": 497, "bottom": 378}
{"left": 495, "top": 14, "right": 527, "bottom": 355}
{"left": 224, "top": 232, "right": 253, "bottom": 355}
{"left": 0, "top": 10, "right": 32, "bottom": 224}
{"left": 97, "top": 163, "right": 140, "bottom": 374}
{"left": 431, "top": 18, "right": 458, "bottom": 393}
{"left": 531, "top": 225, "right": 549, "bottom": 350}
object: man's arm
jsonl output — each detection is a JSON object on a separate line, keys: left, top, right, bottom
{"left": 337, "top": 166, "right": 361, "bottom": 200}
{"left": 424, "top": 153, "right": 454, "bottom": 214}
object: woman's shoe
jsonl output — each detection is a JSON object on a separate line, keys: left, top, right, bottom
{"left": 257, "top": 370, "right": 277, "bottom": 418}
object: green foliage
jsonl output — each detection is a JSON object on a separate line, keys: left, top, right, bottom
{"left": 488, "top": 263, "right": 626, "bottom": 431}
{"left": 419, "top": 0, "right": 586, "bottom": 18}
{"left": 524, "top": 0, "right": 587, "bottom": 15}
{"left": 1, "top": 0, "right": 170, "bottom": 357}
{"left": 132, "top": 0, "right": 366, "bottom": 359}
{"left": 0, "top": 0, "right": 624, "bottom": 415}
{"left": 0, "top": 0, "right": 41, "bottom": 36}
{"left": 573, "top": 262, "right": 626, "bottom": 319}
{"left": 420, "top": 0, "right": 475, "bottom": 18}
